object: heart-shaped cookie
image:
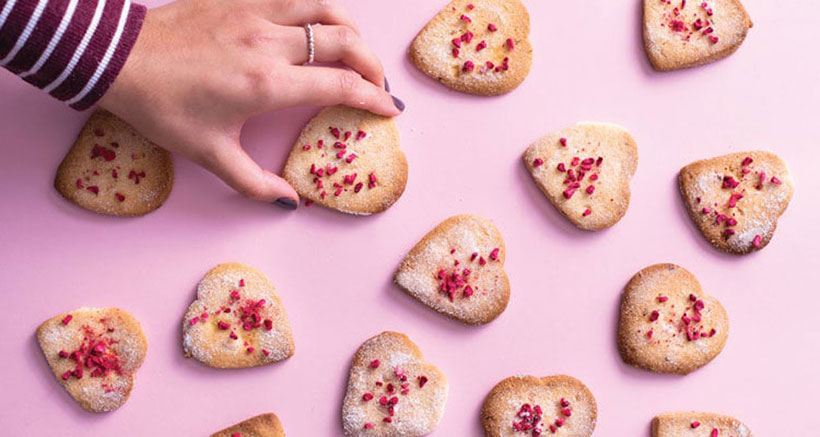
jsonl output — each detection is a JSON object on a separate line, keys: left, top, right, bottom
{"left": 651, "top": 411, "right": 753, "bottom": 437}
{"left": 211, "top": 413, "right": 285, "bottom": 437}
{"left": 394, "top": 215, "right": 510, "bottom": 325}
{"left": 55, "top": 110, "right": 174, "bottom": 216}
{"left": 282, "top": 105, "right": 407, "bottom": 215}
{"left": 643, "top": 0, "right": 753, "bottom": 71}
{"left": 679, "top": 151, "right": 794, "bottom": 254}
{"left": 36, "top": 307, "right": 147, "bottom": 413}
{"left": 341, "top": 331, "right": 448, "bottom": 436}
{"left": 182, "top": 263, "right": 294, "bottom": 368}
{"left": 523, "top": 123, "right": 638, "bottom": 231}
{"left": 618, "top": 264, "right": 728, "bottom": 375}
{"left": 481, "top": 375, "right": 598, "bottom": 437}
{"left": 409, "top": 0, "right": 532, "bottom": 95}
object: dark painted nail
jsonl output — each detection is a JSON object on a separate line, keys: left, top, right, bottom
{"left": 274, "top": 197, "right": 297, "bottom": 210}
{"left": 391, "top": 95, "right": 405, "bottom": 112}
{"left": 384, "top": 77, "right": 391, "bottom": 92}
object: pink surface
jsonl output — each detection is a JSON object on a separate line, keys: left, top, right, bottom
{"left": 1, "top": 0, "right": 819, "bottom": 435}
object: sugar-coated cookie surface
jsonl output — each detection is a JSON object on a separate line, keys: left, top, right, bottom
{"left": 36, "top": 307, "right": 147, "bottom": 413}
{"left": 182, "top": 263, "right": 294, "bottom": 368}
{"left": 394, "top": 215, "right": 510, "bottom": 325}
{"left": 643, "top": 0, "right": 752, "bottom": 71}
{"left": 679, "top": 151, "right": 794, "bottom": 254}
{"left": 409, "top": 0, "right": 532, "bottom": 95}
{"left": 341, "top": 332, "right": 448, "bottom": 436}
{"left": 282, "top": 106, "right": 407, "bottom": 215}
{"left": 54, "top": 110, "right": 173, "bottom": 216}
{"left": 523, "top": 123, "right": 638, "bottom": 231}
{"left": 481, "top": 375, "right": 597, "bottom": 437}
{"left": 211, "top": 413, "right": 286, "bottom": 437}
{"left": 618, "top": 264, "right": 728, "bottom": 375}
{"left": 651, "top": 411, "right": 753, "bottom": 437}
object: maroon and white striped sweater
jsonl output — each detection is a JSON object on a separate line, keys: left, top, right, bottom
{"left": 0, "top": 0, "right": 145, "bottom": 110}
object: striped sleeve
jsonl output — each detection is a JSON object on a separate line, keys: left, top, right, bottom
{"left": 0, "top": 0, "right": 145, "bottom": 110}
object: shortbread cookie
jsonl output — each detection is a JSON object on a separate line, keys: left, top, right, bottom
{"left": 341, "top": 331, "right": 448, "bottom": 436}
{"left": 679, "top": 151, "right": 794, "bottom": 254}
{"left": 394, "top": 215, "right": 510, "bottom": 325}
{"left": 523, "top": 123, "right": 638, "bottom": 231}
{"left": 409, "top": 0, "right": 532, "bottom": 95}
{"left": 651, "top": 411, "right": 753, "bottom": 437}
{"left": 36, "top": 307, "right": 147, "bottom": 413}
{"left": 211, "top": 413, "right": 286, "bottom": 437}
{"left": 481, "top": 375, "right": 597, "bottom": 437}
{"left": 282, "top": 106, "right": 407, "bottom": 215}
{"left": 643, "top": 0, "right": 753, "bottom": 71}
{"left": 618, "top": 264, "right": 728, "bottom": 375}
{"left": 55, "top": 110, "right": 174, "bottom": 216}
{"left": 182, "top": 263, "right": 294, "bottom": 368}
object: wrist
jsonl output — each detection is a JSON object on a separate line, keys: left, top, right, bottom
{"left": 99, "top": 6, "right": 157, "bottom": 114}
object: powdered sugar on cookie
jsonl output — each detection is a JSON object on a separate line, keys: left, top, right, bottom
{"left": 481, "top": 375, "right": 597, "bottom": 437}
{"left": 644, "top": 0, "right": 753, "bottom": 70}
{"left": 524, "top": 123, "right": 638, "bottom": 231}
{"left": 679, "top": 151, "right": 794, "bottom": 254}
{"left": 342, "top": 332, "right": 448, "bottom": 436}
{"left": 282, "top": 106, "right": 407, "bottom": 215}
{"left": 36, "top": 307, "right": 147, "bottom": 413}
{"left": 410, "top": 0, "right": 532, "bottom": 95}
{"left": 182, "top": 263, "right": 294, "bottom": 368}
{"left": 651, "top": 411, "right": 752, "bottom": 437}
{"left": 395, "top": 215, "right": 510, "bottom": 325}
{"left": 618, "top": 264, "right": 728, "bottom": 374}
{"left": 54, "top": 110, "right": 174, "bottom": 216}
{"left": 211, "top": 413, "right": 286, "bottom": 437}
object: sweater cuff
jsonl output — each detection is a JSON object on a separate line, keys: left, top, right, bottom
{"left": 0, "top": 0, "right": 146, "bottom": 110}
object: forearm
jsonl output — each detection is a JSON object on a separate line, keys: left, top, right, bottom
{"left": 0, "top": 0, "right": 145, "bottom": 110}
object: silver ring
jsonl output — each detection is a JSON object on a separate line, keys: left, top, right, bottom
{"left": 304, "top": 23, "right": 315, "bottom": 64}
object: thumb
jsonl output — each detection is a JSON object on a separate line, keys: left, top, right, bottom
{"left": 200, "top": 140, "right": 299, "bottom": 209}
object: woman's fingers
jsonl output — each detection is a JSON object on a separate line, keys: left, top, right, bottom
{"left": 199, "top": 139, "right": 299, "bottom": 208}
{"left": 259, "top": 0, "right": 359, "bottom": 33}
{"left": 272, "top": 65, "right": 402, "bottom": 117}
{"left": 282, "top": 24, "right": 385, "bottom": 87}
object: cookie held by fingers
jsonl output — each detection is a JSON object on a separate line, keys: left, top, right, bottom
{"left": 182, "top": 263, "right": 294, "bottom": 368}
{"left": 282, "top": 105, "right": 407, "bottom": 215}
{"left": 395, "top": 215, "right": 510, "bottom": 325}
{"left": 651, "top": 411, "right": 753, "bottom": 437}
{"left": 481, "top": 375, "right": 597, "bottom": 437}
{"left": 523, "top": 123, "right": 638, "bottom": 231}
{"left": 55, "top": 110, "right": 174, "bottom": 216}
{"left": 643, "top": 0, "right": 752, "bottom": 71}
{"left": 211, "top": 413, "right": 286, "bottom": 437}
{"left": 36, "top": 307, "right": 148, "bottom": 413}
{"left": 341, "top": 332, "right": 448, "bottom": 436}
{"left": 410, "top": 0, "right": 532, "bottom": 95}
{"left": 618, "top": 263, "right": 728, "bottom": 374}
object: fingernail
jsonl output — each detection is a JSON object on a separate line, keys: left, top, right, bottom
{"left": 391, "top": 95, "right": 405, "bottom": 112}
{"left": 384, "top": 77, "right": 391, "bottom": 92}
{"left": 274, "top": 197, "right": 297, "bottom": 210}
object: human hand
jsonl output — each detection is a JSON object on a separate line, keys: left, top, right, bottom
{"left": 98, "top": 0, "right": 404, "bottom": 209}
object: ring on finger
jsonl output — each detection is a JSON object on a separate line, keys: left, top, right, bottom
{"left": 304, "top": 23, "right": 316, "bottom": 64}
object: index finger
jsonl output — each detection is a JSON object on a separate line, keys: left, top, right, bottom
{"left": 270, "top": 65, "right": 402, "bottom": 117}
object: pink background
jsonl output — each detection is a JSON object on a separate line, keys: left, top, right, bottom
{"left": 1, "top": 0, "right": 818, "bottom": 435}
